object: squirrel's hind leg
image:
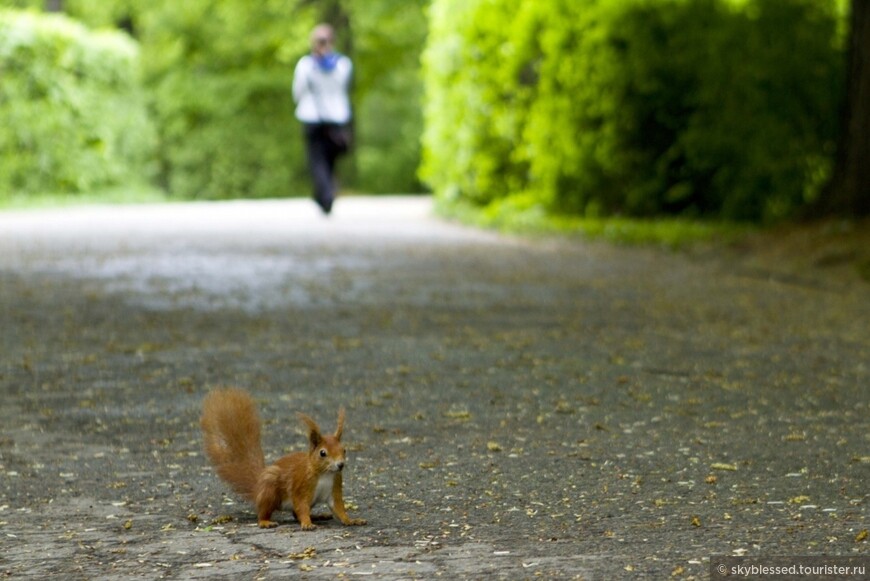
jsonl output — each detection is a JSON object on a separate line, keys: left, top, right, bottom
{"left": 255, "top": 466, "right": 283, "bottom": 528}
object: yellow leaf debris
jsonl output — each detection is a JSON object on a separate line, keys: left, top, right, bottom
{"left": 710, "top": 463, "right": 737, "bottom": 471}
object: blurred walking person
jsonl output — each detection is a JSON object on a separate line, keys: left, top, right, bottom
{"left": 293, "top": 24, "right": 353, "bottom": 215}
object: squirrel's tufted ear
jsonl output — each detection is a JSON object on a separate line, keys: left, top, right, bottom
{"left": 335, "top": 408, "right": 345, "bottom": 441}
{"left": 298, "top": 413, "right": 322, "bottom": 449}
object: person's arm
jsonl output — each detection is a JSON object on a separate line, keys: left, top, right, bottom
{"left": 292, "top": 56, "right": 310, "bottom": 104}
{"left": 341, "top": 57, "right": 353, "bottom": 93}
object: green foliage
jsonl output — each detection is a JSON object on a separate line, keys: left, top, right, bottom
{"left": 68, "top": 0, "right": 428, "bottom": 198}
{"left": 0, "top": 184, "right": 167, "bottom": 210}
{"left": 349, "top": 0, "right": 428, "bottom": 193}
{"left": 0, "top": 9, "right": 156, "bottom": 197}
{"left": 421, "top": 0, "right": 535, "bottom": 206}
{"left": 435, "top": 192, "right": 748, "bottom": 248}
{"left": 1, "top": 0, "right": 428, "bottom": 200}
{"left": 601, "top": 0, "right": 844, "bottom": 221}
{"left": 0, "top": 0, "right": 41, "bottom": 8}
{"left": 129, "top": 0, "right": 314, "bottom": 199}
{"left": 422, "top": 0, "right": 845, "bottom": 222}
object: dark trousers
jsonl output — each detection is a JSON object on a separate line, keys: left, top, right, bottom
{"left": 303, "top": 123, "right": 342, "bottom": 214}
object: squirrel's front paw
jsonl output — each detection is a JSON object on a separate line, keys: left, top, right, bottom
{"left": 299, "top": 522, "right": 317, "bottom": 531}
{"left": 258, "top": 520, "right": 279, "bottom": 529}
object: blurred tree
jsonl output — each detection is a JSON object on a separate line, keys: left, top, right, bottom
{"left": 0, "top": 0, "right": 41, "bottom": 8}
{"left": 0, "top": 10, "right": 156, "bottom": 196}
{"left": 822, "top": 0, "right": 870, "bottom": 216}
{"left": 0, "top": 0, "right": 426, "bottom": 197}
{"left": 422, "top": 0, "right": 844, "bottom": 222}
{"left": 347, "top": 0, "right": 427, "bottom": 192}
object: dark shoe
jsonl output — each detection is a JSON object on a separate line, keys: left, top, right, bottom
{"left": 316, "top": 196, "right": 333, "bottom": 215}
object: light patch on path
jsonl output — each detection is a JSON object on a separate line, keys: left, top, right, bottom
{"left": 0, "top": 197, "right": 512, "bottom": 312}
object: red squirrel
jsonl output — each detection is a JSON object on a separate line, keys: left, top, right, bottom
{"left": 200, "top": 388, "right": 366, "bottom": 529}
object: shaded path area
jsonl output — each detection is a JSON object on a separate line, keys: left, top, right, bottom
{"left": 1, "top": 197, "right": 868, "bottom": 579}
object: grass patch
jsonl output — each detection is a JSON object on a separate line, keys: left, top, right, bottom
{"left": 435, "top": 194, "right": 749, "bottom": 248}
{"left": 0, "top": 184, "right": 169, "bottom": 211}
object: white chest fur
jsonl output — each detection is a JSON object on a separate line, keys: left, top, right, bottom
{"left": 284, "top": 472, "right": 335, "bottom": 512}
{"left": 312, "top": 472, "right": 335, "bottom": 508}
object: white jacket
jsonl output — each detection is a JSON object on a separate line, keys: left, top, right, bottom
{"left": 292, "top": 54, "right": 353, "bottom": 124}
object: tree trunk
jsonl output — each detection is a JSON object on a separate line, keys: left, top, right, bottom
{"left": 823, "top": 0, "right": 870, "bottom": 216}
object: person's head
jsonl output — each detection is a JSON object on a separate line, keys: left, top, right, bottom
{"left": 310, "top": 24, "right": 335, "bottom": 56}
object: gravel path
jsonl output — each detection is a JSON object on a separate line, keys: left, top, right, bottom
{"left": 1, "top": 197, "right": 867, "bottom": 579}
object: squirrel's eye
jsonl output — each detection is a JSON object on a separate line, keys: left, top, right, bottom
{"left": 319, "top": 449, "right": 327, "bottom": 457}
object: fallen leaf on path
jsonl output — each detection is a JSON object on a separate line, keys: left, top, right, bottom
{"left": 444, "top": 408, "right": 471, "bottom": 420}
{"left": 710, "top": 463, "right": 737, "bottom": 471}
{"left": 289, "top": 547, "right": 316, "bottom": 560}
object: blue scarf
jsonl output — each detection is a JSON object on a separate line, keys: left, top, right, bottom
{"left": 314, "top": 52, "right": 341, "bottom": 72}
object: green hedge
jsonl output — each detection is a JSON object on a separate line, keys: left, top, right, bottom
{"left": 0, "top": 9, "right": 156, "bottom": 196}
{"left": 350, "top": 0, "right": 428, "bottom": 193}
{"left": 148, "top": 68, "right": 305, "bottom": 200}
{"left": 141, "top": 0, "right": 429, "bottom": 199}
{"left": 135, "top": 2, "right": 312, "bottom": 200}
{"left": 421, "top": 0, "right": 529, "bottom": 207}
{"left": 422, "top": 0, "right": 844, "bottom": 222}
{"left": 2, "top": 0, "right": 429, "bottom": 200}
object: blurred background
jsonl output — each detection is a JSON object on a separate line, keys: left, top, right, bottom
{"left": 0, "top": 0, "right": 864, "bottom": 224}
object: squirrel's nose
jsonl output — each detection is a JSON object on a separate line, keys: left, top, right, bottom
{"left": 337, "top": 461, "right": 345, "bottom": 471}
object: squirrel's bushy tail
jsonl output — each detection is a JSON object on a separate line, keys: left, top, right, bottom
{"left": 201, "top": 388, "right": 266, "bottom": 499}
